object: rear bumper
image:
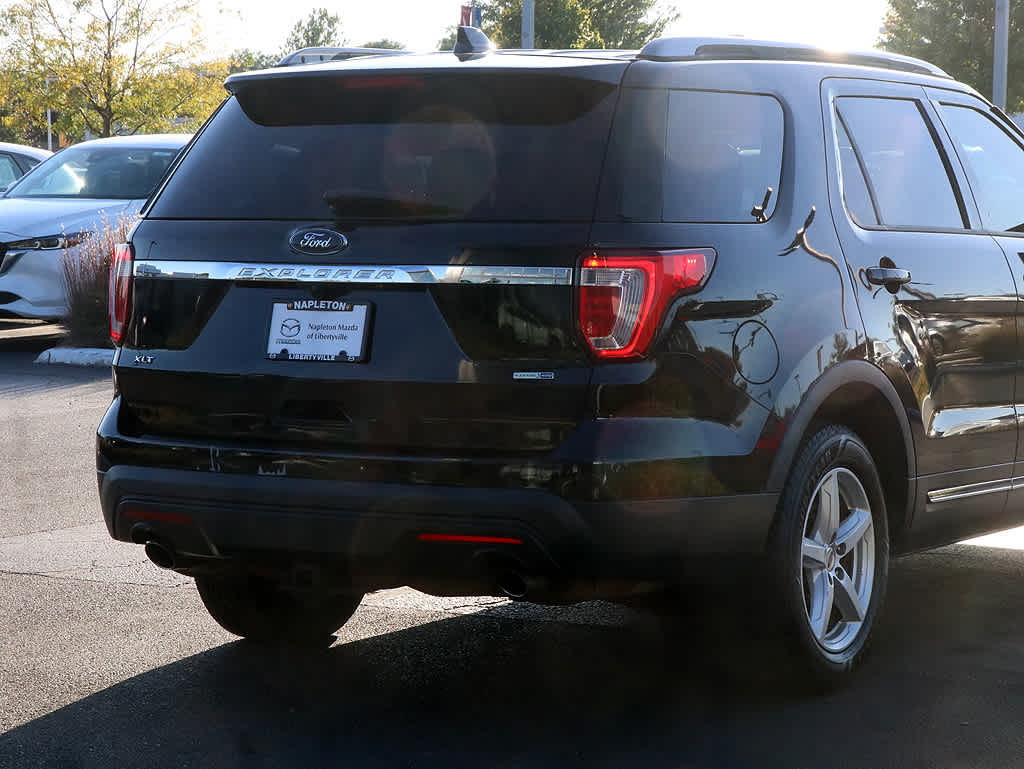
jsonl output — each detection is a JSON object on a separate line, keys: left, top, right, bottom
{"left": 97, "top": 397, "right": 779, "bottom": 587}
{"left": 99, "top": 464, "right": 776, "bottom": 579}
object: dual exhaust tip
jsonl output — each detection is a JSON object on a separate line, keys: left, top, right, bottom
{"left": 495, "top": 569, "right": 547, "bottom": 600}
{"left": 131, "top": 524, "right": 176, "bottom": 570}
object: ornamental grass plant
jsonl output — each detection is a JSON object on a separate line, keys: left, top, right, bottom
{"left": 61, "top": 213, "right": 132, "bottom": 348}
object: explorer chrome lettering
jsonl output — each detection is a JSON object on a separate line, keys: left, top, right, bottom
{"left": 234, "top": 266, "right": 396, "bottom": 281}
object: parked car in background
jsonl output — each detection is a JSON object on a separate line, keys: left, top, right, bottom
{"left": 0, "top": 133, "right": 189, "bottom": 318}
{"left": 0, "top": 142, "right": 51, "bottom": 192}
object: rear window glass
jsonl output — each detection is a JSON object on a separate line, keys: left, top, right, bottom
{"left": 149, "top": 72, "right": 618, "bottom": 221}
{"left": 598, "top": 88, "right": 784, "bottom": 223}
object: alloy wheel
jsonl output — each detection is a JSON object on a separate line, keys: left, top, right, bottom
{"left": 800, "top": 467, "right": 876, "bottom": 653}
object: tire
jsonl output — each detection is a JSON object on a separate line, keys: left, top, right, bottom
{"left": 768, "top": 424, "right": 889, "bottom": 686}
{"left": 195, "top": 573, "right": 363, "bottom": 644}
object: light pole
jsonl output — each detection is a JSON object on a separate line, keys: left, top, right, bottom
{"left": 522, "top": 0, "right": 534, "bottom": 48}
{"left": 994, "top": 0, "right": 1009, "bottom": 109}
{"left": 45, "top": 75, "right": 53, "bottom": 151}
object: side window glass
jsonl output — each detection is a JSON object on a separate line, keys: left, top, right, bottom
{"left": 834, "top": 117, "right": 878, "bottom": 226}
{"left": 837, "top": 97, "right": 964, "bottom": 229}
{"left": 0, "top": 154, "right": 20, "bottom": 188}
{"left": 17, "top": 154, "right": 42, "bottom": 172}
{"left": 938, "top": 104, "right": 1024, "bottom": 232}
{"left": 664, "top": 90, "right": 784, "bottom": 222}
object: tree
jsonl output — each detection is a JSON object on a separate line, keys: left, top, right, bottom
{"left": 879, "top": 0, "right": 1024, "bottom": 110}
{"left": 228, "top": 48, "right": 280, "bottom": 74}
{"left": 361, "top": 39, "right": 406, "bottom": 50}
{"left": 437, "top": 26, "right": 459, "bottom": 50}
{"left": 0, "top": 0, "right": 228, "bottom": 141}
{"left": 480, "top": 0, "right": 603, "bottom": 49}
{"left": 0, "top": 68, "right": 49, "bottom": 144}
{"left": 588, "top": 0, "right": 678, "bottom": 49}
{"left": 283, "top": 8, "right": 345, "bottom": 52}
{"left": 472, "top": 0, "right": 676, "bottom": 50}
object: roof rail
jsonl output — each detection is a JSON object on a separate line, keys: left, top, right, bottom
{"left": 637, "top": 37, "right": 950, "bottom": 78}
{"left": 275, "top": 46, "right": 412, "bottom": 67}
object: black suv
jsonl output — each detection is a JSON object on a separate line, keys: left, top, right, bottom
{"left": 97, "top": 31, "right": 1024, "bottom": 683}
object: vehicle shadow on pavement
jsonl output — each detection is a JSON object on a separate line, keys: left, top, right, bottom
{"left": 4, "top": 543, "right": 1024, "bottom": 768}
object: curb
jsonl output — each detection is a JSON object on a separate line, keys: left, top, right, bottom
{"left": 35, "top": 347, "right": 114, "bottom": 367}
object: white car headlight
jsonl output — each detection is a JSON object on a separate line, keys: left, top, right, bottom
{"left": 6, "top": 231, "right": 92, "bottom": 250}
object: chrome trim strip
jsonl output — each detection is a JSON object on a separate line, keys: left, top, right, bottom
{"left": 926, "top": 405, "right": 1016, "bottom": 439}
{"left": 134, "top": 260, "right": 573, "bottom": 285}
{"left": 928, "top": 478, "right": 1013, "bottom": 504}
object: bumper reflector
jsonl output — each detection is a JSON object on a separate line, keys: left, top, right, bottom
{"left": 418, "top": 534, "right": 523, "bottom": 544}
{"left": 122, "top": 510, "right": 194, "bottom": 525}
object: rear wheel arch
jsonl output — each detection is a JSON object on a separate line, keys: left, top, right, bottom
{"left": 767, "top": 361, "right": 916, "bottom": 550}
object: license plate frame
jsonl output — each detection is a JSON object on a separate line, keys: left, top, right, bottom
{"left": 265, "top": 300, "right": 373, "bottom": 363}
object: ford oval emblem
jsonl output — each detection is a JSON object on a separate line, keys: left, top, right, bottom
{"left": 289, "top": 228, "right": 348, "bottom": 256}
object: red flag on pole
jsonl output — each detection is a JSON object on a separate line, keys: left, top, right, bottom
{"left": 460, "top": 5, "right": 471, "bottom": 25}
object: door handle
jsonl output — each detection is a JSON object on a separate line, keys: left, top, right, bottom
{"left": 865, "top": 266, "right": 912, "bottom": 293}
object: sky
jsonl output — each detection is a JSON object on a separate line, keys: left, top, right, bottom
{"left": 199, "top": 0, "right": 893, "bottom": 56}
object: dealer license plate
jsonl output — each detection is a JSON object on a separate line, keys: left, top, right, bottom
{"left": 266, "top": 300, "right": 371, "bottom": 362}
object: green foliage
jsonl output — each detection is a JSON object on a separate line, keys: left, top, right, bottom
{"left": 437, "top": 26, "right": 460, "bottom": 51}
{"left": 0, "top": 69, "right": 49, "bottom": 144}
{"left": 474, "top": 0, "right": 676, "bottom": 49}
{"left": 0, "top": 0, "right": 228, "bottom": 141}
{"left": 361, "top": 39, "right": 406, "bottom": 50}
{"left": 228, "top": 48, "right": 279, "bottom": 74}
{"left": 587, "top": 0, "right": 678, "bottom": 49}
{"left": 879, "top": 0, "right": 1024, "bottom": 110}
{"left": 283, "top": 8, "right": 345, "bottom": 52}
{"left": 480, "top": 0, "right": 603, "bottom": 48}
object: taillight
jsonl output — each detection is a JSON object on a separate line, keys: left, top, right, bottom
{"left": 578, "top": 249, "right": 715, "bottom": 359}
{"left": 109, "top": 243, "right": 134, "bottom": 345}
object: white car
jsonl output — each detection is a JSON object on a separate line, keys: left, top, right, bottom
{"left": 0, "top": 134, "right": 190, "bottom": 318}
{"left": 0, "top": 142, "right": 51, "bottom": 192}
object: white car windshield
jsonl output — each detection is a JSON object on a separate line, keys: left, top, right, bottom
{"left": 7, "top": 145, "right": 179, "bottom": 200}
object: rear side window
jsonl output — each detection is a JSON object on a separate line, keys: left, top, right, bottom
{"left": 834, "top": 118, "right": 879, "bottom": 226}
{"left": 937, "top": 104, "right": 1024, "bottom": 232}
{"left": 149, "top": 72, "right": 619, "bottom": 221}
{"left": 836, "top": 97, "right": 964, "bottom": 229}
{"left": 0, "top": 154, "right": 20, "bottom": 188}
{"left": 16, "top": 154, "right": 43, "bottom": 172}
{"left": 599, "top": 89, "right": 783, "bottom": 223}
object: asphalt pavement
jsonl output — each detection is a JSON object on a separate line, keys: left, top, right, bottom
{"left": 5, "top": 328, "right": 1024, "bottom": 768}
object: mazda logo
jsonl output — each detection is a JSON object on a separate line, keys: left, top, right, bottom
{"left": 288, "top": 228, "right": 348, "bottom": 255}
{"left": 280, "top": 318, "right": 301, "bottom": 337}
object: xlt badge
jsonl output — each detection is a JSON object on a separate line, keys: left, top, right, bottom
{"left": 288, "top": 228, "right": 349, "bottom": 256}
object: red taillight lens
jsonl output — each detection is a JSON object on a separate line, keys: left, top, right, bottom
{"left": 109, "top": 243, "right": 134, "bottom": 346}
{"left": 578, "top": 249, "right": 715, "bottom": 359}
